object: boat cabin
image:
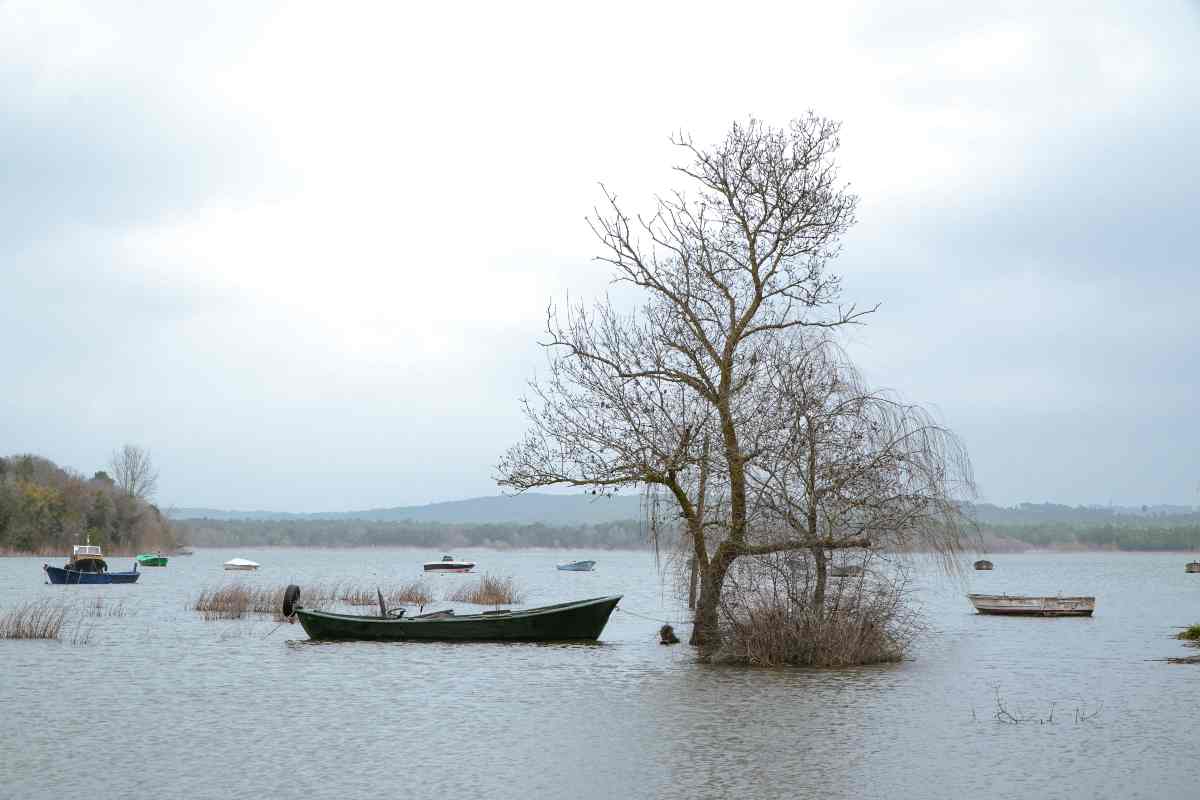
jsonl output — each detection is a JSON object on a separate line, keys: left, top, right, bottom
{"left": 66, "top": 544, "right": 108, "bottom": 573}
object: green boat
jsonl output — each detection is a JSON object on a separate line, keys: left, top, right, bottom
{"left": 135, "top": 553, "right": 168, "bottom": 567}
{"left": 285, "top": 588, "right": 622, "bottom": 642}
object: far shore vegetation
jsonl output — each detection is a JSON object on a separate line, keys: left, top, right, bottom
{"left": 4, "top": 453, "right": 1199, "bottom": 555}
{"left": 1, "top": 450, "right": 175, "bottom": 556}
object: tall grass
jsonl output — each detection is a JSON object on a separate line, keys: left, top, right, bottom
{"left": 0, "top": 599, "right": 68, "bottom": 639}
{"left": 445, "top": 574, "right": 524, "bottom": 606}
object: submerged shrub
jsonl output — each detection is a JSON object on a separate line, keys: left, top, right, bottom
{"left": 712, "top": 561, "right": 920, "bottom": 667}
{"left": 1177, "top": 624, "right": 1200, "bottom": 641}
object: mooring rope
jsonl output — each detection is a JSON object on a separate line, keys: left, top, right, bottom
{"left": 616, "top": 606, "right": 692, "bottom": 626}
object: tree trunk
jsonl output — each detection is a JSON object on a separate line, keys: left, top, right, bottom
{"left": 687, "top": 555, "right": 698, "bottom": 610}
{"left": 689, "top": 548, "right": 735, "bottom": 652}
{"left": 811, "top": 546, "right": 828, "bottom": 611}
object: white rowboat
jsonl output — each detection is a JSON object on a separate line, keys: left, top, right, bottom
{"left": 224, "top": 558, "right": 260, "bottom": 571}
{"left": 967, "top": 594, "right": 1094, "bottom": 617}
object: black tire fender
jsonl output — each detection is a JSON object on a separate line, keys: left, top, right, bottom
{"left": 282, "top": 584, "right": 301, "bottom": 617}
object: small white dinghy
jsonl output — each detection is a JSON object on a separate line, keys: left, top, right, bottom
{"left": 224, "top": 558, "right": 260, "bottom": 571}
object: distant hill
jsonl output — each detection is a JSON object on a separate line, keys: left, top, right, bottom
{"left": 170, "top": 492, "right": 645, "bottom": 526}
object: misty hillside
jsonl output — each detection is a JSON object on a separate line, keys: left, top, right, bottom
{"left": 172, "top": 494, "right": 1198, "bottom": 527}
{"left": 171, "top": 492, "right": 645, "bottom": 526}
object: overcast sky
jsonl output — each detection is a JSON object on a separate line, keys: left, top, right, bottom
{"left": 2, "top": 1, "right": 1198, "bottom": 511}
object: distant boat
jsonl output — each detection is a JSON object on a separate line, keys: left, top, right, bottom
{"left": 287, "top": 589, "right": 622, "bottom": 642}
{"left": 175, "top": 547, "right": 195, "bottom": 556}
{"left": 967, "top": 594, "right": 1095, "bottom": 617}
{"left": 136, "top": 552, "right": 169, "bottom": 567}
{"left": 974, "top": 559, "right": 994, "bottom": 570}
{"left": 557, "top": 560, "right": 596, "bottom": 572}
{"left": 224, "top": 558, "right": 260, "bottom": 571}
{"left": 1186, "top": 562, "right": 1200, "bottom": 574}
{"left": 44, "top": 545, "right": 140, "bottom": 585}
{"left": 423, "top": 555, "right": 475, "bottom": 573}
{"left": 830, "top": 565, "right": 864, "bottom": 578}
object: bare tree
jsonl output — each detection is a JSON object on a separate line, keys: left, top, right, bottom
{"left": 750, "top": 333, "right": 976, "bottom": 609}
{"left": 109, "top": 444, "right": 158, "bottom": 500}
{"left": 500, "top": 116, "right": 872, "bottom": 652}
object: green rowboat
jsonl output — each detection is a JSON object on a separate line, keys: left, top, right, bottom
{"left": 290, "top": 592, "right": 622, "bottom": 642}
{"left": 135, "top": 553, "right": 168, "bottom": 567}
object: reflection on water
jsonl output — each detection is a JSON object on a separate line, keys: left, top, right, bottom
{"left": 2, "top": 548, "right": 1198, "bottom": 799}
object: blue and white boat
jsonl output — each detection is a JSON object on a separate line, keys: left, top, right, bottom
{"left": 44, "top": 545, "right": 140, "bottom": 584}
{"left": 556, "top": 560, "right": 596, "bottom": 572}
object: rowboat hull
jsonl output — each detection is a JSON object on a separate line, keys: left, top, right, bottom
{"left": 136, "top": 554, "right": 168, "bottom": 567}
{"left": 556, "top": 560, "right": 596, "bottom": 572}
{"left": 44, "top": 565, "right": 140, "bottom": 584}
{"left": 295, "top": 595, "right": 622, "bottom": 642}
{"left": 967, "top": 594, "right": 1094, "bottom": 617}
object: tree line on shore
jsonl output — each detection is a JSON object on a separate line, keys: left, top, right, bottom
{"left": 176, "top": 510, "right": 1200, "bottom": 552}
{"left": 0, "top": 450, "right": 175, "bottom": 555}
{"left": 982, "top": 519, "right": 1200, "bottom": 551}
{"left": 176, "top": 517, "right": 646, "bottom": 549}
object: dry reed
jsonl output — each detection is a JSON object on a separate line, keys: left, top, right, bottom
{"left": 193, "top": 580, "right": 437, "bottom": 621}
{"left": 194, "top": 585, "right": 251, "bottom": 620}
{"left": 343, "top": 581, "right": 434, "bottom": 609}
{"left": 445, "top": 574, "right": 524, "bottom": 606}
{"left": 83, "top": 597, "right": 129, "bottom": 618}
{"left": 0, "top": 599, "right": 68, "bottom": 639}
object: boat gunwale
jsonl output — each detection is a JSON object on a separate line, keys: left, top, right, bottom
{"left": 967, "top": 593, "right": 1095, "bottom": 603}
{"left": 295, "top": 594, "right": 622, "bottom": 624}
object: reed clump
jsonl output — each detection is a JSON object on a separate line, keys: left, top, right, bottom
{"left": 341, "top": 582, "right": 434, "bottom": 609}
{"left": 194, "top": 581, "right": 436, "bottom": 621}
{"left": 445, "top": 574, "right": 524, "bottom": 606}
{"left": 194, "top": 585, "right": 251, "bottom": 620}
{"left": 0, "top": 598, "right": 68, "bottom": 639}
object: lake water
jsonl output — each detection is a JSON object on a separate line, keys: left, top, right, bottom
{"left": 2, "top": 548, "right": 1198, "bottom": 800}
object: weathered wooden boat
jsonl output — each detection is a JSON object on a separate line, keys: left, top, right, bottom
{"left": 830, "top": 565, "right": 864, "bottom": 578}
{"left": 423, "top": 555, "right": 475, "bottom": 573}
{"left": 136, "top": 552, "right": 169, "bottom": 567}
{"left": 285, "top": 588, "right": 622, "bottom": 642}
{"left": 1186, "top": 561, "right": 1200, "bottom": 574}
{"left": 223, "top": 558, "right": 260, "bottom": 571}
{"left": 967, "top": 593, "right": 1095, "bottom": 617}
{"left": 974, "top": 559, "right": 994, "bottom": 570}
{"left": 44, "top": 545, "right": 140, "bottom": 585}
{"left": 557, "top": 560, "right": 596, "bottom": 572}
